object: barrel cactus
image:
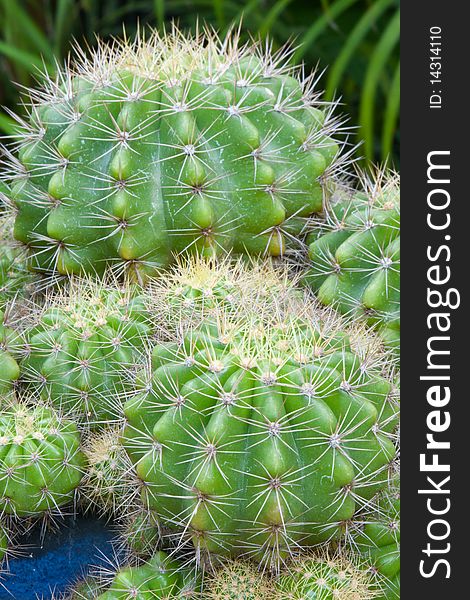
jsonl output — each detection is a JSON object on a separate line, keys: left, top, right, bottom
{"left": 123, "top": 298, "right": 398, "bottom": 569}
{"left": 2, "top": 27, "right": 346, "bottom": 283}
{"left": 80, "top": 426, "right": 141, "bottom": 518}
{"left": 94, "top": 551, "right": 199, "bottom": 599}
{"left": 306, "top": 170, "right": 400, "bottom": 350}
{"left": 276, "top": 552, "right": 375, "bottom": 600}
{"left": 0, "top": 401, "right": 85, "bottom": 516}
{"left": 18, "top": 279, "right": 152, "bottom": 426}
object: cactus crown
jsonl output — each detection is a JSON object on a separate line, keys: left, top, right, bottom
{"left": 277, "top": 551, "right": 376, "bottom": 600}
{"left": 2, "top": 26, "right": 347, "bottom": 281}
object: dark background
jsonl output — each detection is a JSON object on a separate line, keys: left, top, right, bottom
{"left": 0, "top": 0, "right": 400, "bottom": 165}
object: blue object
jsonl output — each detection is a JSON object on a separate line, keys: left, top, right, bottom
{"left": 0, "top": 516, "right": 116, "bottom": 600}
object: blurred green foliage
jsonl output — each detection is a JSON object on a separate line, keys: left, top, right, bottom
{"left": 0, "top": 0, "right": 399, "bottom": 164}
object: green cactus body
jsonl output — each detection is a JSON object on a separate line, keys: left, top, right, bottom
{"left": 0, "top": 402, "right": 85, "bottom": 516}
{"left": 19, "top": 281, "right": 152, "bottom": 425}
{"left": 306, "top": 172, "right": 400, "bottom": 346}
{"left": 123, "top": 306, "right": 397, "bottom": 568}
{"left": 354, "top": 485, "right": 400, "bottom": 600}
{"left": 276, "top": 553, "right": 375, "bottom": 600}
{"left": 0, "top": 311, "right": 20, "bottom": 398}
{"left": 96, "top": 551, "right": 199, "bottom": 599}
{"left": 4, "top": 29, "right": 343, "bottom": 282}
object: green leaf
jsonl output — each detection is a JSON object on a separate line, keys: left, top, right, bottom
{"left": 325, "top": 0, "right": 395, "bottom": 101}
{"left": 293, "top": 0, "right": 359, "bottom": 63}
{"left": 359, "top": 9, "right": 400, "bottom": 160}
{"left": 381, "top": 61, "right": 400, "bottom": 164}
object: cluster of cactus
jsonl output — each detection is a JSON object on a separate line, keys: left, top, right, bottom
{"left": 0, "top": 25, "right": 399, "bottom": 600}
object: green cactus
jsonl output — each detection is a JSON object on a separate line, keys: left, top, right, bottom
{"left": 18, "top": 279, "right": 153, "bottom": 426}
{"left": 306, "top": 170, "right": 400, "bottom": 351}
{"left": 3, "top": 28, "right": 345, "bottom": 283}
{"left": 352, "top": 483, "right": 400, "bottom": 600}
{"left": 275, "top": 552, "right": 375, "bottom": 600}
{"left": 95, "top": 551, "right": 200, "bottom": 599}
{"left": 123, "top": 298, "right": 398, "bottom": 569}
{"left": 0, "top": 401, "right": 85, "bottom": 516}
{"left": 81, "top": 426, "right": 142, "bottom": 518}
{"left": 0, "top": 311, "right": 20, "bottom": 398}
{"left": 203, "top": 560, "right": 274, "bottom": 600}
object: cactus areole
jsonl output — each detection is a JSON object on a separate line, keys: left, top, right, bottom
{"left": 3, "top": 28, "right": 345, "bottom": 282}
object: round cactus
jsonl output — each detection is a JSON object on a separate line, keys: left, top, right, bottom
{"left": 123, "top": 299, "right": 398, "bottom": 569}
{"left": 2, "top": 27, "right": 345, "bottom": 282}
{"left": 80, "top": 426, "right": 141, "bottom": 518}
{"left": 204, "top": 560, "right": 274, "bottom": 600}
{"left": 352, "top": 483, "right": 400, "bottom": 600}
{"left": 0, "top": 401, "right": 85, "bottom": 517}
{"left": 95, "top": 551, "right": 199, "bottom": 599}
{"left": 275, "top": 552, "right": 375, "bottom": 600}
{"left": 305, "top": 170, "right": 400, "bottom": 349}
{"left": 18, "top": 279, "right": 153, "bottom": 426}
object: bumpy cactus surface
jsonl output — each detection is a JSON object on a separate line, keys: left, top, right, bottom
{"left": 3, "top": 28, "right": 345, "bottom": 282}
{"left": 276, "top": 552, "right": 374, "bottom": 600}
{"left": 123, "top": 298, "right": 397, "bottom": 569}
{"left": 18, "top": 280, "right": 152, "bottom": 425}
{"left": 306, "top": 171, "right": 400, "bottom": 349}
{"left": 95, "top": 551, "right": 199, "bottom": 599}
{"left": 353, "top": 483, "right": 400, "bottom": 600}
{"left": 0, "top": 402, "right": 85, "bottom": 516}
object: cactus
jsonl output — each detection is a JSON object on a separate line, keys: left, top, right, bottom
{"left": 203, "top": 560, "right": 274, "bottom": 600}
{"left": 2, "top": 27, "right": 346, "bottom": 283}
{"left": 305, "top": 170, "right": 400, "bottom": 350}
{"left": 350, "top": 483, "right": 400, "bottom": 600}
{"left": 275, "top": 552, "right": 375, "bottom": 600}
{"left": 123, "top": 297, "right": 398, "bottom": 570}
{"left": 0, "top": 311, "right": 20, "bottom": 398}
{"left": 18, "top": 279, "right": 153, "bottom": 426}
{"left": 80, "top": 426, "right": 142, "bottom": 518}
{"left": 0, "top": 401, "right": 85, "bottom": 517}
{"left": 94, "top": 551, "right": 199, "bottom": 599}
